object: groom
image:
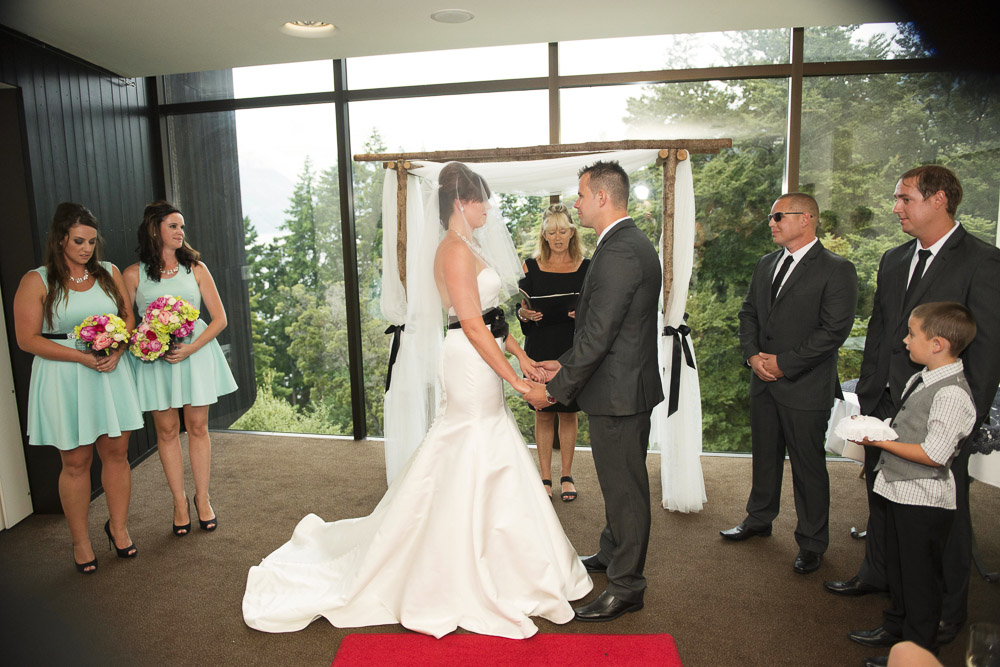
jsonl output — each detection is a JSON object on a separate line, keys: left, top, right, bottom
{"left": 525, "top": 160, "right": 663, "bottom": 622}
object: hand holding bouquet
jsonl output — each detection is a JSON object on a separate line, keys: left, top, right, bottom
{"left": 74, "top": 314, "right": 129, "bottom": 356}
{"left": 129, "top": 295, "right": 200, "bottom": 361}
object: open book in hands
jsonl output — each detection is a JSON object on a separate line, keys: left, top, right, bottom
{"left": 520, "top": 288, "right": 580, "bottom": 319}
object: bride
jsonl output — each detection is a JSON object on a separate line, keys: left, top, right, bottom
{"left": 242, "top": 162, "right": 592, "bottom": 639}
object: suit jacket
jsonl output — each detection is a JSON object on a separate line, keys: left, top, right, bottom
{"left": 856, "top": 225, "right": 1000, "bottom": 421}
{"left": 548, "top": 219, "right": 664, "bottom": 416}
{"left": 738, "top": 241, "right": 858, "bottom": 411}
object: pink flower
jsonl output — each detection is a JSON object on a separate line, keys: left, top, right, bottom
{"left": 158, "top": 310, "right": 172, "bottom": 324}
{"left": 148, "top": 340, "right": 162, "bottom": 352}
{"left": 93, "top": 333, "right": 112, "bottom": 351}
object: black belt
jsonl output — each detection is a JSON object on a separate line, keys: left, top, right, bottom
{"left": 447, "top": 307, "right": 508, "bottom": 342}
{"left": 42, "top": 332, "right": 74, "bottom": 340}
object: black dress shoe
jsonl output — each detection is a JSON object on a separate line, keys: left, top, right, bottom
{"left": 719, "top": 523, "right": 772, "bottom": 541}
{"left": 573, "top": 591, "right": 643, "bottom": 622}
{"left": 848, "top": 626, "right": 901, "bottom": 648}
{"left": 937, "top": 620, "right": 962, "bottom": 645}
{"left": 862, "top": 656, "right": 888, "bottom": 667}
{"left": 794, "top": 549, "right": 822, "bottom": 574}
{"left": 823, "top": 575, "right": 883, "bottom": 596}
{"left": 580, "top": 554, "right": 607, "bottom": 573}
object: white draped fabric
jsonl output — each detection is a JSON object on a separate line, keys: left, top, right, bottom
{"left": 649, "top": 158, "right": 707, "bottom": 512}
{"left": 380, "top": 169, "right": 442, "bottom": 485}
{"left": 379, "top": 149, "right": 706, "bottom": 498}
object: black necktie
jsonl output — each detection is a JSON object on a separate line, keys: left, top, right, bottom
{"left": 903, "top": 249, "right": 932, "bottom": 308}
{"left": 770, "top": 255, "right": 794, "bottom": 304}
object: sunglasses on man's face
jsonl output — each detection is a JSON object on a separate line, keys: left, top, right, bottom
{"left": 766, "top": 211, "right": 805, "bottom": 223}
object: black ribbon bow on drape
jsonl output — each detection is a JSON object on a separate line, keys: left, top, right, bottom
{"left": 662, "top": 313, "right": 696, "bottom": 416}
{"left": 383, "top": 324, "right": 405, "bottom": 391}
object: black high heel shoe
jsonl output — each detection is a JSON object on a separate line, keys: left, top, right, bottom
{"left": 103, "top": 520, "right": 138, "bottom": 558}
{"left": 75, "top": 556, "right": 98, "bottom": 574}
{"left": 194, "top": 494, "right": 218, "bottom": 531}
{"left": 173, "top": 496, "right": 191, "bottom": 536}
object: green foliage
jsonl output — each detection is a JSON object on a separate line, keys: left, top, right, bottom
{"left": 621, "top": 24, "right": 1000, "bottom": 452}
{"left": 230, "top": 370, "right": 337, "bottom": 434}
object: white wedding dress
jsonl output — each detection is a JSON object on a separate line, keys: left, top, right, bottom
{"left": 243, "top": 267, "right": 592, "bottom": 639}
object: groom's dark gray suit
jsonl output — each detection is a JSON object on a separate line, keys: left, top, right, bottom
{"left": 547, "top": 218, "right": 663, "bottom": 603}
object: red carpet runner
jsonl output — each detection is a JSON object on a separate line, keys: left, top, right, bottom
{"left": 332, "top": 632, "right": 682, "bottom": 666}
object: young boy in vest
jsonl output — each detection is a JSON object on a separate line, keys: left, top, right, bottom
{"left": 849, "top": 301, "right": 977, "bottom": 666}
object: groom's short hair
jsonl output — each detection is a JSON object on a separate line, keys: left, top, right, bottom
{"left": 580, "top": 161, "right": 629, "bottom": 209}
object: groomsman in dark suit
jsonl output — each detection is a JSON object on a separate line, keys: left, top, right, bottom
{"left": 525, "top": 160, "right": 663, "bottom": 622}
{"left": 721, "top": 193, "right": 858, "bottom": 574}
{"left": 824, "top": 165, "right": 1000, "bottom": 646}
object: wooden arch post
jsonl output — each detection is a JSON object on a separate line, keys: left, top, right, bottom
{"left": 656, "top": 148, "right": 689, "bottom": 314}
{"left": 383, "top": 160, "right": 412, "bottom": 294}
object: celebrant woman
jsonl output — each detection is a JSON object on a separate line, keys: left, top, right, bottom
{"left": 13, "top": 202, "right": 143, "bottom": 573}
{"left": 123, "top": 201, "right": 237, "bottom": 537}
{"left": 517, "top": 203, "right": 590, "bottom": 501}
{"left": 243, "top": 162, "right": 591, "bottom": 639}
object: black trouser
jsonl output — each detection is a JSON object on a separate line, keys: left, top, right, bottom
{"left": 746, "top": 391, "right": 831, "bottom": 552}
{"left": 858, "top": 388, "right": 896, "bottom": 590}
{"left": 589, "top": 411, "right": 653, "bottom": 604}
{"left": 883, "top": 500, "right": 954, "bottom": 650}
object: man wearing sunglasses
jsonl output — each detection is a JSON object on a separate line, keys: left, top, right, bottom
{"left": 825, "top": 165, "right": 1000, "bottom": 648}
{"left": 721, "top": 193, "right": 858, "bottom": 576}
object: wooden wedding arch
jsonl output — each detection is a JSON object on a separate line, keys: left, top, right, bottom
{"left": 354, "top": 139, "right": 732, "bottom": 312}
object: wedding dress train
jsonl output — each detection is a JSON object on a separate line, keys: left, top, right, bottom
{"left": 243, "top": 267, "right": 591, "bottom": 639}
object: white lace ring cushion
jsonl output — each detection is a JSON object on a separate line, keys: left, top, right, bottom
{"left": 833, "top": 414, "right": 898, "bottom": 442}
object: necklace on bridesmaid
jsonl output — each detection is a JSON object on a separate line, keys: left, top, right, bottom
{"left": 69, "top": 269, "right": 90, "bottom": 284}
{"left": 161, "top": 264, "right": 180, "bottom": 276}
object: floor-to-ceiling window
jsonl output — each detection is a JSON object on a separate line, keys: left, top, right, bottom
{"left": 158, "top": 24, "right": 1000, "bottom": 452}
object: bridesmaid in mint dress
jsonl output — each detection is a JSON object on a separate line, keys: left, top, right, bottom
{"left": 13, "top": 203, "right": 144, "bottom": 574}
{"left": 123, "top": 201, "right": 237, "bottom": 537}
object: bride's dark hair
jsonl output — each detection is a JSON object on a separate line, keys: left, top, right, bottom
{"left": 437, "top": 162, "right": 491, "bottom": 229}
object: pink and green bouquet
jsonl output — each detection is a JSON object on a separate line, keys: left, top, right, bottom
{"left": 129, "top": 320, "right": 171, "bottom": 361}
{"left": 129, "top": 295, "right": 200, "bottom": 361}
{"left": 74, "top": 313, "right": 129, "bottom": 356}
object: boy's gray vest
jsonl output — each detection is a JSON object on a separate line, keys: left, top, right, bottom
{"left": 874, "top": 371, "right": 972, "bottom": 482}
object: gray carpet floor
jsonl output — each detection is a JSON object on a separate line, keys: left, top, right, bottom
{"left": 0, "top": 431, "right": 996, "bottom": 666}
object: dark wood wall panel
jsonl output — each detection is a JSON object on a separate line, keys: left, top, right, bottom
{"left": 0, "top": 28, "right": 161, "bottom": 513}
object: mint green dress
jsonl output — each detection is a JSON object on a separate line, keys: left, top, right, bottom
{"left": 132, "top": 263, "right": 237, "bottom": 410}
{"left": 27, "top": 262, "right": 144, "bottom": 449}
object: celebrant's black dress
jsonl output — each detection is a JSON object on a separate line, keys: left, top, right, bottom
{"left": 518, "top": 257, "right": 590, "bottom": 413}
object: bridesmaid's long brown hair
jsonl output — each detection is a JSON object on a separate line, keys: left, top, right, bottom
{"left": 42, "top": 203, "right": 125, "bottom": 328}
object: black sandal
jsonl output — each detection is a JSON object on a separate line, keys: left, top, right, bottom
{"left": 542, "top": 479, "right": 552, "bottom": 497}
{"left": 560, "top": 476, "right": 577, "bottom": 502}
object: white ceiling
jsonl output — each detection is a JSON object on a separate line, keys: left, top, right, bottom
{"left": 0, "top": 0, "right": 902, "bottom": 78}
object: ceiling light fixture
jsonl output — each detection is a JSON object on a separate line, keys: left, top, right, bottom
{"left": 281, "top": 20, "right": 336, "bottom": 38}
{"left": 430, "top": 9, "right": 475, "bottom": 24}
